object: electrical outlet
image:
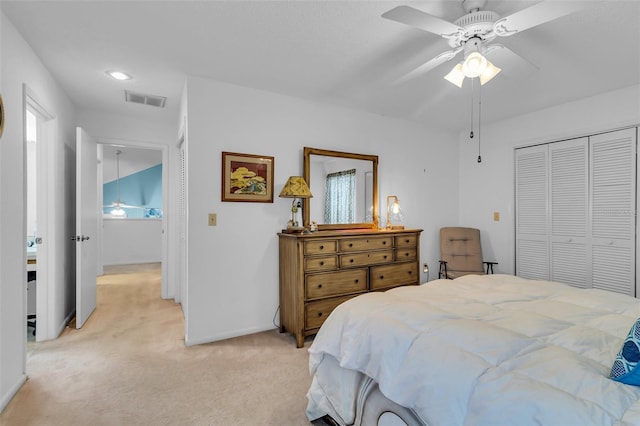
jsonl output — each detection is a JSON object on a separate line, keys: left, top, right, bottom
{"left": 208, "top": 213, "right": 217, "bottom": 226}
{"left": 493, "top": 211, "right": 500, "bottom": 221}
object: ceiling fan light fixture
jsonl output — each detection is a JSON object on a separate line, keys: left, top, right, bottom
{"left": 444, "top": 63, "right": 465, "bottom": 88}
{"left": 462, "top": 51, "right": 488, "bottom": 77}
{"left": 110, "top": 206, "right": 127, "bottom": 217}
{"left": 479, "top": 60, "right": 501, "bottom": 85}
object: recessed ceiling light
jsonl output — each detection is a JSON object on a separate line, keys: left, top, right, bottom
{"left": 106, "top": 70, "right": 132, "bottom": 81}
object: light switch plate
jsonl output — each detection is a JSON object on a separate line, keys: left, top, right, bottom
{"left": 208, "top": 213, "right": 217, "bottom": 226}
{"left": 493, "top": 211, "right": 500, "bottom": 221}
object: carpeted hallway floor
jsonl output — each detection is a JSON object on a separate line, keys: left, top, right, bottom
{"left": 0, "top": 263, "right": 317, "bottom": 426}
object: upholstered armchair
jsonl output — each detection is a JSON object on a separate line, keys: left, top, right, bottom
{"left": 438, "top": 227, "right": 497, "bottom": 279}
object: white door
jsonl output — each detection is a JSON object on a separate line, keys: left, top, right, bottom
{"left": 515, "top": 144, "right": 550, "bottom": 280}
{"left": 590, "top": 128, "right": 636, "bottom": 296}
{"left": 75, "top": 127, "right": 98, "bottom": 328}
{"left": 549, "top": 138, "right": 589, "bottom": 288}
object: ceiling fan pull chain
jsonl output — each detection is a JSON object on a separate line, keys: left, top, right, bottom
{"left": 469, "top": 78, "right": 475, "bottom": 139}
{"left": 477, "top": 82, "right": 482, "bottom": 163}
{"left": 116, "top": 149, "right": 122, "bottom": 202}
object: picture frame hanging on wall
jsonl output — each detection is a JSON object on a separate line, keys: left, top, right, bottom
{"left": 222, "top": 151, "right": 274, "bottom": 203}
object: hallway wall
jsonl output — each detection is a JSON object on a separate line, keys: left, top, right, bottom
{"left": 1, "top": 11, "right": 77, "bottom": 410}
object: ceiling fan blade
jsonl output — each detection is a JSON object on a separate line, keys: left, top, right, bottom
{"left": 382, "top": 5, "right": 465, "bottom": 40}
{"left": 484, "top": 44, "right": 538, "bottom": 79}
{"left": 395, "top": 48, "right": 463, "bottom": 85}
{"left": 493, "top": 1, "right": 587, "bottom": 36}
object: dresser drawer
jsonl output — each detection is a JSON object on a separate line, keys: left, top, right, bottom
{"left": 370, "top": 262, "right": 419, "bottom": 290}
{"left": 340, "top": 250, "right": 393, "bottom": 268}
{"left": 396, "top": 248, "right": 417, "bottom": 262}
{"left": 306, "top": 269, "right": 367, "bottom": 300}
{"left": 395, "top": 234, "right": 417, "bottom": 247}
{"left": 304, "top": 255, "right": 338, "bottom": 272}
{"left": 339, "top": 237, "right": 393, "bottom": 252}
{"left": 305, "top": 295, "right": 355, "bottom": 330}
{"left": 304, "top": 240, "right": 337, "bottom": 255}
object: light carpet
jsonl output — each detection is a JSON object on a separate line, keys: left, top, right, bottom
{"left": 1, "top": 263, "right": 319, "bottom": 426}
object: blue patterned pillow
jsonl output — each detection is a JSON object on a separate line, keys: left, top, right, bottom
{"left": 610, "top": 318, "right": 640, "bottom": 386}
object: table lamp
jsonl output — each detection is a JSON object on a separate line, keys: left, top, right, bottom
{"left": 386, "top": 195, "right": 404, "bottom": 230}
{"left": 279, "top": 176, "right": 313, "bottom": 231}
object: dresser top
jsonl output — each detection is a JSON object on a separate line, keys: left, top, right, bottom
{"left": 278, "top": 228, "right": 423, "bottom": 239}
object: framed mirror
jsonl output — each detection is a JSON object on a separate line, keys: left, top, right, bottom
{"left": 303, "top": 147, "right": 378, "bottom": 230}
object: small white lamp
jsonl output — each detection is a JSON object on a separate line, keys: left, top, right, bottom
{"left": 386, "top": 195, "right": 404, "bottom": 230}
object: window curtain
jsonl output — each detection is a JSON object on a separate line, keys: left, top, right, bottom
{"left": 324, "top": 169, "right": 355, "bottom": 223}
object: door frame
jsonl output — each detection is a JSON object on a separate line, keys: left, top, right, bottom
{"left": 23, "top": 85, "right": 56, "bottom": 342}
{"left": 98, "top": 138, "right": 170, "bottom": 298}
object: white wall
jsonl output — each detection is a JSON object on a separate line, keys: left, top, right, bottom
{"left": 457, "top": 84, "right": 640, "bottom": 276}
{"left": 183, "top": 75, "right": 459, "bottom": 345}
{"left": 102, "top": 219, "right": 162, "bottom": 265}
{"left": 0, "top": 12, "right": 77, "bottom": 410}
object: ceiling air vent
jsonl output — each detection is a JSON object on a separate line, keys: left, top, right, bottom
{"left": 124, "top": 90, "right": 167, "bottom": 108}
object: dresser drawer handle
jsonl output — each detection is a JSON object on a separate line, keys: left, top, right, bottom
{"left": 349, "top": 243, "right": 353, "bottom": 247}
{"left": 379, "top": 275, "right": 384, "bottom": 280}
{"left": 408, "top": 270, "right": 412, "bottom": 275}
{"left": 317, "top": 312, "right": 323, "bottom": 317}
{"left": 405, "top": 239, "right": 410, "bottom": 243}
{"left": 383, "top": 255, "right": 388, "bottom": 259}
{"left": 349, "top": 259, "right": 354, "bottom": 263}
{"left": 404, "top": 252, "right": 408, "bottom": 257}
{"left": 319, "top": 261, "right": 324, "bottom": 266}
{"left": 319, "top": 245, "right": 324, "bottom": 250}
{"left": 383, "top": 241, "right": 387, "bottom": 245}
{"left": 354, "top": 279, "right": 359, "bottom": 283}
{"left": 318, "top": 284, "right": 322, "bottom": 289}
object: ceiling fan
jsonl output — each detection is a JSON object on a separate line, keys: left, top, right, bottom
{"left": 104, "top": 149, "right": 144, "bottom": 217}
{"left": 382, "top": 0, "right": 586, "bottom": 87}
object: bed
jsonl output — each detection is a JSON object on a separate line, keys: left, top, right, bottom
{"left": 306, "top": 274, "right": 640, "bottom": 426}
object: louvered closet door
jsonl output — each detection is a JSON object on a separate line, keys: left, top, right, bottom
{"left": 590, "top": 128, "right": 637, "bottom": 296}
{"left": 516, "top": 145, "right": 549, "bottom": 280}
{"left": 549, "top": 138, "right": 590, "bottom": 288}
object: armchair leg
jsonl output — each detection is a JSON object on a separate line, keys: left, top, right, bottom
{"left": 484, "top": 262, "right": 498, "bottom": 274}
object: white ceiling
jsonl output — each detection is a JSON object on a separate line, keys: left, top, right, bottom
{"left": 2, "top": 0, "right": 639, "bottom": 131}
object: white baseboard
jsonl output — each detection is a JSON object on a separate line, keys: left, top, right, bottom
{"left": 184, "top": 324, "right": 275, "bottom": 347}
{"left": 0, "top": 374, "right": 26, "bottom": 413}
{"left": 57, "top": 310, "right": 76, "bottom": 336}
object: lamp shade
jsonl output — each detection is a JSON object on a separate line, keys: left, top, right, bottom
{"left": 462, "top": 52, "right": 487, "bottom": 78}
{"left": 479, "top": 61, "right": 501, "bottom": 85}
{"left": 279, "top": 176, "right": 313, "bottom": 198}
{"left": 444, "top": 63, "right": 465, "bottom": 88}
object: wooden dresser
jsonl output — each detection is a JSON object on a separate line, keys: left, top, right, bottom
{"left": 278, "top": 228, "right": 423, "bottom": 347}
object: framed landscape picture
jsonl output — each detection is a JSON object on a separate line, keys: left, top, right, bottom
{"left": 222, "top": 151, "right": 274, "bottom": 202}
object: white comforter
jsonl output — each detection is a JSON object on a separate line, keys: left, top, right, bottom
{"left": 307, "top": 274, "right": 640, "bottom": 425}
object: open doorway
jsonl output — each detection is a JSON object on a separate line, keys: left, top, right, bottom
{"left": 25, "top": 108, "right": 38, "bottom": 346}
{"left": 99, "top": 143, "right": 167, "bottom": 299}
{"left": 24, "top": 89, "right": 55, "bottom": 347}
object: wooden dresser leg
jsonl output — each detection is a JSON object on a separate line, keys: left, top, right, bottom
{"left": 296, "top": 334, "right": 304, "bottom": 348}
